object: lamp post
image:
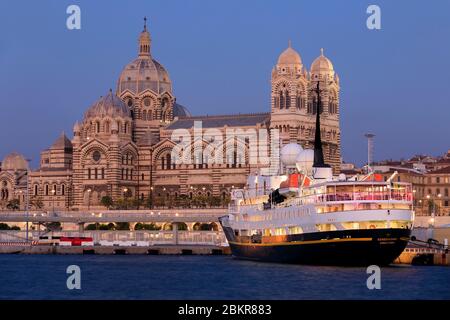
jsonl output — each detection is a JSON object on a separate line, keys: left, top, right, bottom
{"left": 25, "top": 158, "right": 31, "bottom": 242}
{"left": 51, "top": 189, "right": 56, "bottom": 214}
{"left": 150, "top": 186, "right": 154, "bottom": 209}
{"left": 87, "top": 188, "right": 92, "bottom": 211}
{"left": 123, "top": 188, "right": 128, "bottom": 210}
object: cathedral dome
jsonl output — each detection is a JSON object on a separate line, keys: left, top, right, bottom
{"left": 173, "top": 103, "right": 191, "bottom": 118}
{"left": 117, "top": 58, "right": 172, "bottom": 96}
{"left": 116, "top": 19, "right": 172, "bottom": 96}
{"left": 277, "top": 41, "right": 302, "bottom": 65}
{"left": 84, "top": 90, "right": 130, "bottom": 120}
{"left": 1, "top": 152, "right": 28, "bottom": 171}
{"left": 311, "top": 48, "right": 334, "bottom": 76}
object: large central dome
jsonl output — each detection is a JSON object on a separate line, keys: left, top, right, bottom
{"left": 116, "top": 20, "right": 172, "bottom": 96}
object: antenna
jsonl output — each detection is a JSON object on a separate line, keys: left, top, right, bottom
{"left": 365, "top": 133, "right": 375, "bottom": 173}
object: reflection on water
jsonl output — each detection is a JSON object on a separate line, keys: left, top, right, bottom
{"left": 0, "top": 255, "right": 449, "bottom": 300}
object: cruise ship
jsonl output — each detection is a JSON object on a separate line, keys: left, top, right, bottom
{"left": 219, "top": 84, "right": 414, "bottom": 266}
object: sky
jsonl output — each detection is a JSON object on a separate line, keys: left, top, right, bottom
{"left": 0, "top": 0, "right": 449, "bottom": 168}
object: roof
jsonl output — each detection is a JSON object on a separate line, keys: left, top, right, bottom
{"left": 50, "top": 132, "right": 73, "bottom": 150}
{"left": 173, "top": 103, "right": 191, "bottom": 118}
{"left": 84, "top": 91, "right": 130, "bottom": 120}
{"left": 165, "top": 113, "right": 270, "bottom": 130}
{"left": 1, "top": 152, "right": 28, "bottom": 171}
{"left": 428, "top": 166, "right": 450, "bottom": 174}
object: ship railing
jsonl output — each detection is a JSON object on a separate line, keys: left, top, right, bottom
{"left": 300, "top": 191, "right": 412, "bottom": 204}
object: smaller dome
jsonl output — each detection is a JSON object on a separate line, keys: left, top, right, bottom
{"left": 277, "top": 41, "right": 302, "bottom": 65}
{"left": 84, "top": 91, "right": 130, "bottom": 120}
{"left": 73, "top": 121, "right": 80, "bottom": 133}
{"left": 295, "top": 149, "right": 314, "bottom": 173}
{"left": 173, "top": 103, "right": 191, "bottom": 118}
{"left": 311, "top": 48, "right": 334, "bottom": 76}
{"left": 1, "top": 152, "right": 28, "bottom": 171}
{"left": 280, "top": 143, "right": 303, "bottom": 167}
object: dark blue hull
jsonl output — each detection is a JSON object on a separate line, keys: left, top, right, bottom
{"left": 220, "top": 221, "right": 410, "bottom": 266}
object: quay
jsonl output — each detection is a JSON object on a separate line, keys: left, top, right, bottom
{"left": 0, "top": 210, "right": 449, "bottom": 264}
{"left": 0, "top": 244, "right": 231, "bottom": 255}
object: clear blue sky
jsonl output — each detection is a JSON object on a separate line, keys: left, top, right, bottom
{"left": 1, "top": 0, "right": 449, "bottom": 168}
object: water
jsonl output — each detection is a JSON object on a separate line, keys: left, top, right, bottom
{"left": 0, "top": 255, "right": 449, "bottom": 300}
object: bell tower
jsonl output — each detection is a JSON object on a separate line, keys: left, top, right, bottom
{"left": 270, "top": 41, "right": 309, "bottom": 145}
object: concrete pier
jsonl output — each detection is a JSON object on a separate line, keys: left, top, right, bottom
{"left": 0, "top": 244, "right": 231, "bottom": 255}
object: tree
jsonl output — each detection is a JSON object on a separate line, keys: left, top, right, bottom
{"left": 144, "top": 196, "right": 153, "bottom": 209}
{"left": 0, "top": 223, "right": 10, "bottom": 230}
{"left": 115, "top": 222, "right": 130, "bottom": 231}
{"left": 100, "top": 196, "right": 113, "bottom": 209}
{"left": 85, "top": 223, "right": 99, "bottom": 230}
{"left": 30, "top": 196, "right": 44, "bottom": 210}
{"left": 135, "top": 222, "right": 161, "bottom": 231}
{"left": 46, "top": 222, "right": 62, "bottom": 232}
{"left": 0, "top": 223, "right": 20, "bottom": 230}
{"left": 6, "top": 199, "right": 20, "bottom": 210}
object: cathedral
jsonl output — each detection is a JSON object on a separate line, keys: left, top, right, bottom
{"left": 0, "top": 20, "right": 341, "bottom": 210}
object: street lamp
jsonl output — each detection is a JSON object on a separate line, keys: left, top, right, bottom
{"left": 87, "top": 188, "right": 92, "bottom": 211}
{"left": 51, "top": 188, "right": 56, "bottom": 214}
{"left": 25, "top": 158, "right": 31, "bottom": 242}
{"left": 123, "top": 188, "right": 129, "bottom": 210}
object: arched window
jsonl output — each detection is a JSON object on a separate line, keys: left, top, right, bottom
{"left": 104, "top": 121, "right": 110, "bottom": 133}
{"left": 285, "top": 91, "right": 290, "bottom": 108}
{"left": 45, "top": 185, "right": 49, "bottom": 196}
{"left": 296, "top": 95, "right": 301, "bottom": 109}
{"left": 130, "top": 169, "right": 133, "bottom": 180}
{"left": 88, "top": 168, "right": 91, "bottom": 179}
{"left": 279, "top": 91, "right": 285, "bottom": 109}
{"left": 166, "top": 154, "right": 171, "bottom": 170}
{"left": 143, "top": 110, "right": 147, "bottom": 121}
{"left": 61, "top": 185, "right": 65, "bottom": 196}
{"left": 96, "top": 121, "right": 100, "bottom": 133}
{"left": 34, "top": 185, "right": 38, "bottom": 196}
{"left": 101, "top": 168, "right": 105, "bottom": 179}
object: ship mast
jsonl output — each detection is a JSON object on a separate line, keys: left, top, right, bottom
{"left": 312, "top": 81, "right": 330, "bottom": 168}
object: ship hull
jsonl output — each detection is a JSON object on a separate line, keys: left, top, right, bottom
{"left": 221, "top": 225, "right": 410, "bottom": 266}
